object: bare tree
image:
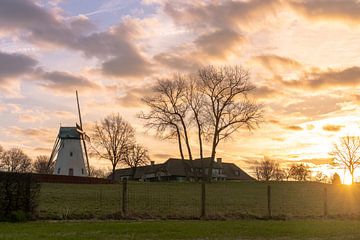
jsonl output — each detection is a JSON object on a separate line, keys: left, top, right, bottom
{"left": 184, "top": 76, "right": 207, "bottom": 179}
{"left": 254, "top": 158, "right": 278, "bottom": 181}
{"left": 0, "top": 145, "right": 4, "bottom": 163}
{"left": 289, "top": 163, "right": 311, "bottom": 181}
{"left": 123, "top": 144, "right": 150, "bottom": 179}
{"left": 141, "top": 77, "right": 192, "bottom": 160}
{"left": 274, "top": 166, "right": 286, "bottom": 181}
{"left": 140, "top": 65, "right": 263, "bottom": 182}
{"left": 330, "top": 136, "right": 360, "bottom": 184}
{"left": 314, "top": 171, "right": 328, "bottom": 183}
{"left": 33, "top": 155, "right": 54, "bottom": 174}
{"left": 140, "top": 77, "right": 193, "bottom": 180}
{"left": 0, "top": 148, "right": 32, "bottom": 173}
{"left": 198, "top": 66, "right": 263, "bottom": 180}
{"left": 89, "top": 166, "right": 108, "bottom": 178}
{"left": 331, "top": 173, "right": 342, "bottom": 184}
{"left": 92, "top": 114, "right": 135, "bottom": 180}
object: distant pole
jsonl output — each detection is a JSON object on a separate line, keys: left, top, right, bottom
{"left": 324, "top": 187, "right": 328, "bottom": 218}
{"left": 122, "top": 179, "right": 128, "bottom": 217}
{"left": 267, "top": 184, "right": 272, "bottom": 218}
{"left": 201, "top": 181, "right": 206, "bottom": 218}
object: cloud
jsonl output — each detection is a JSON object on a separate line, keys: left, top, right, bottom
{"left": 0, "top": 0, "right": 152, "bottom": 78}
{"left": 278, "top": 67, "right": 360, "bottom": 90}
{"left": 0, "top": 51, "right": 38, "bottom": 95}
{"left": 154, "top": 52, "right": 199, "bottom": 71}
{"left": 0, "top": 0, "right": 77, "bottom": 46}
{"left": 286, "top": 125, "right": 303, "bottom": 131}
{"left": 155, "top": 0, "right": 281, "bottom": 71}
{"left": 299, "top": 157, "right": 333, "bottom": 166}
{"left": 289, "top": 0, "right": 360, "bottom": 24}
{"left": 253, "top": 54, "right": 302, "bottom": 73}
{"left": 284, "top": 95, "right": 342, "bottom": 117}
{"left": 164, "top": 0, "right": 281, "bottom": 29}
{"left": 116, "top": 84, "right": 154, "bottom": 108}
{"left": 250, "top": 86, "right": 279, "bottom": 99}
{"left": 194, "top": 29, "right": 245, "bottom": 59}
{"left": 6, "top": 126, "right": 55, "bottom": 143}
{"left": 0, "top": 51, "right": 37, "bottom": 80}
{"left": 322, "top": 124, "right": 344, "bottom": 132}
{"left": 37, "top": 70, "right": 100, "bottom": 92}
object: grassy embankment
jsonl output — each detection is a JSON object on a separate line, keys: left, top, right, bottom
{"left": 38, "top": 181, "right": 360, "bottom": 219}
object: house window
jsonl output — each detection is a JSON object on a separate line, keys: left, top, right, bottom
{"left": 57, "top": 168, "right": 61, "bottom": 174}
{"left": 235, "top": 171, "right": 239, "bottom": 176}
{"left": 68, "top": 168, "right": 74, "bottom": 176}
{"left": 70, "top": 152, "right": 73, "bottom": 157}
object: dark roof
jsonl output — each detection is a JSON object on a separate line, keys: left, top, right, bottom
{"left": 58, "top": 127, "right": 80, "bottom": 139}
{"left": 222, "top": 163, "right": 254, "bottom": 180}
{"left": 112, "top": 158, "right": 253, "bottom": 181}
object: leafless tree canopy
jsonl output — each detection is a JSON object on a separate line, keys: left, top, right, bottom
{"left": 289, "top": 163, "right": 311, "bottom": 181}
{"left": 140, "top": 65, "right": 263, "bottom": 181}
{"left": 92, "top": 113, "right": 135, "bottom": 180}
{"left": 0, "top": 148, "right": 32, "bottom": 173}
{"left": 254, "top": 158, "right": 280, "bottom": 181}
{"left": 33, "top": 155, "right": 54, "bottom": 174}
{"left": 123, "top": 144, "right": 150, "bottom": 179}
{"left": 331, "top": 136, "right": 360, "bottom": 184}
{"left": 315, "top": 171, "right": 328, "bottom": 183}
{"left": 89, "top": 166, "right": 108, "bottom": 178}
{"left": 332, "top": 173, "right": 342, "bottom": 184}
{"left": 140, "top": 76, "right": 192, "bottom": 161}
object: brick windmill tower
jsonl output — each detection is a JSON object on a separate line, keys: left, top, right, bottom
{"left": 48, "top": 91, "right": 90, "bottom": 176}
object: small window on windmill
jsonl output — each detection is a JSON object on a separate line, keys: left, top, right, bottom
{"left": 81, "top": 168, "right": 84, "bottom": 174}
{"left": 57, "top": 168, "right": 61, "bottom": 174}
{"left": 70, "top": 152, "right": 73, "bottom": 157}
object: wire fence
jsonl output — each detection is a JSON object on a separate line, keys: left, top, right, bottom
{"left": 37, "top": 181, "right": 360, "bottom": 220}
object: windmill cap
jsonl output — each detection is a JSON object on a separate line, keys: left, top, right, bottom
{"left": 58, "top": 127, "right": 81, "bottom": 139}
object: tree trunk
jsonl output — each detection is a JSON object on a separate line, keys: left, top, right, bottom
{"left": 176, "top": 126, "right": 189, "bottom": 181}
{"left": 131, "top": 166, "right": 137, "bottom": 180}
{"left": 179, "top": 117, "right": 193, "bottom": 161}
{"left": 196, "top": 116, "right": 204, "bottom": 181}
{"left": 208, "top": 126, "right": 219, "bottom": 182}
{"left": 112, "top": 165, "right": 116, "bottom": 181}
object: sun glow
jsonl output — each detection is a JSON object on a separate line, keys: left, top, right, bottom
{"left": 343, "top": 172, "right": 353, "bottom": 185}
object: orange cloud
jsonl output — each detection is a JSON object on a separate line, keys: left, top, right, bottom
{"left": 322, "top": 124, "right": 343, "bottom": 132}
{"left": 253, "top": 54, "right": 302, "bottom": 73}
{"left": 289, "top": 0, "right": 360, "bottom": 24}
{"left": 286, "top": 125, "right": 303, "bottom": 131}
{"left": 278, "top": 67, "right": 360, "bottom": 90}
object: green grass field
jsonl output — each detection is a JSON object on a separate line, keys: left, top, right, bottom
{"left": 1, "top": 220, "right": 360, "bottom": 240}
{"left": 38, "top": 181, "right": 360, "bottom": 219}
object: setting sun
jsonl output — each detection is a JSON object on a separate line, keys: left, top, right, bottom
{"left": 343, "top": 173, "right": 353, "bottom": 185}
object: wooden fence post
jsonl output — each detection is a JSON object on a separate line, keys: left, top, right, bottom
{"left": 201, "top": 181, "right": 206, "bottom": 218}
{"left": 324, "top": 187, "right": 328, "bottom": 218}
{"left": 267, "top": 185, "right": 272, "bottom": 218}
{"left": 122, "top": 178, "right": 128, "bottom": 217}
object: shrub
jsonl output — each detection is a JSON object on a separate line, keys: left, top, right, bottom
{"left": 0, "top": 172, "right": 40, "bottom": 221}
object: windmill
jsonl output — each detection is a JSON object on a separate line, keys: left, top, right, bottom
{"left": 48, "top": 91, "right": 91, "bottom": 176}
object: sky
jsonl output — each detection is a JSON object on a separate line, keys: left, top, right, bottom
{"left": 1, "top": 0, "right": 360, "bottom": 182}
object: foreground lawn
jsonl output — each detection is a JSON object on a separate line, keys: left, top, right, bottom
{"left": 0, "top": 220, "right": 360, "bottom": 240}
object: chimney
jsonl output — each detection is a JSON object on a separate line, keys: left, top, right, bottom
{"left": 216, "top": 158, "right": 222, "bottom": 165}
{"left": 150, "top": 161, "right": 155, "bottom": 166}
